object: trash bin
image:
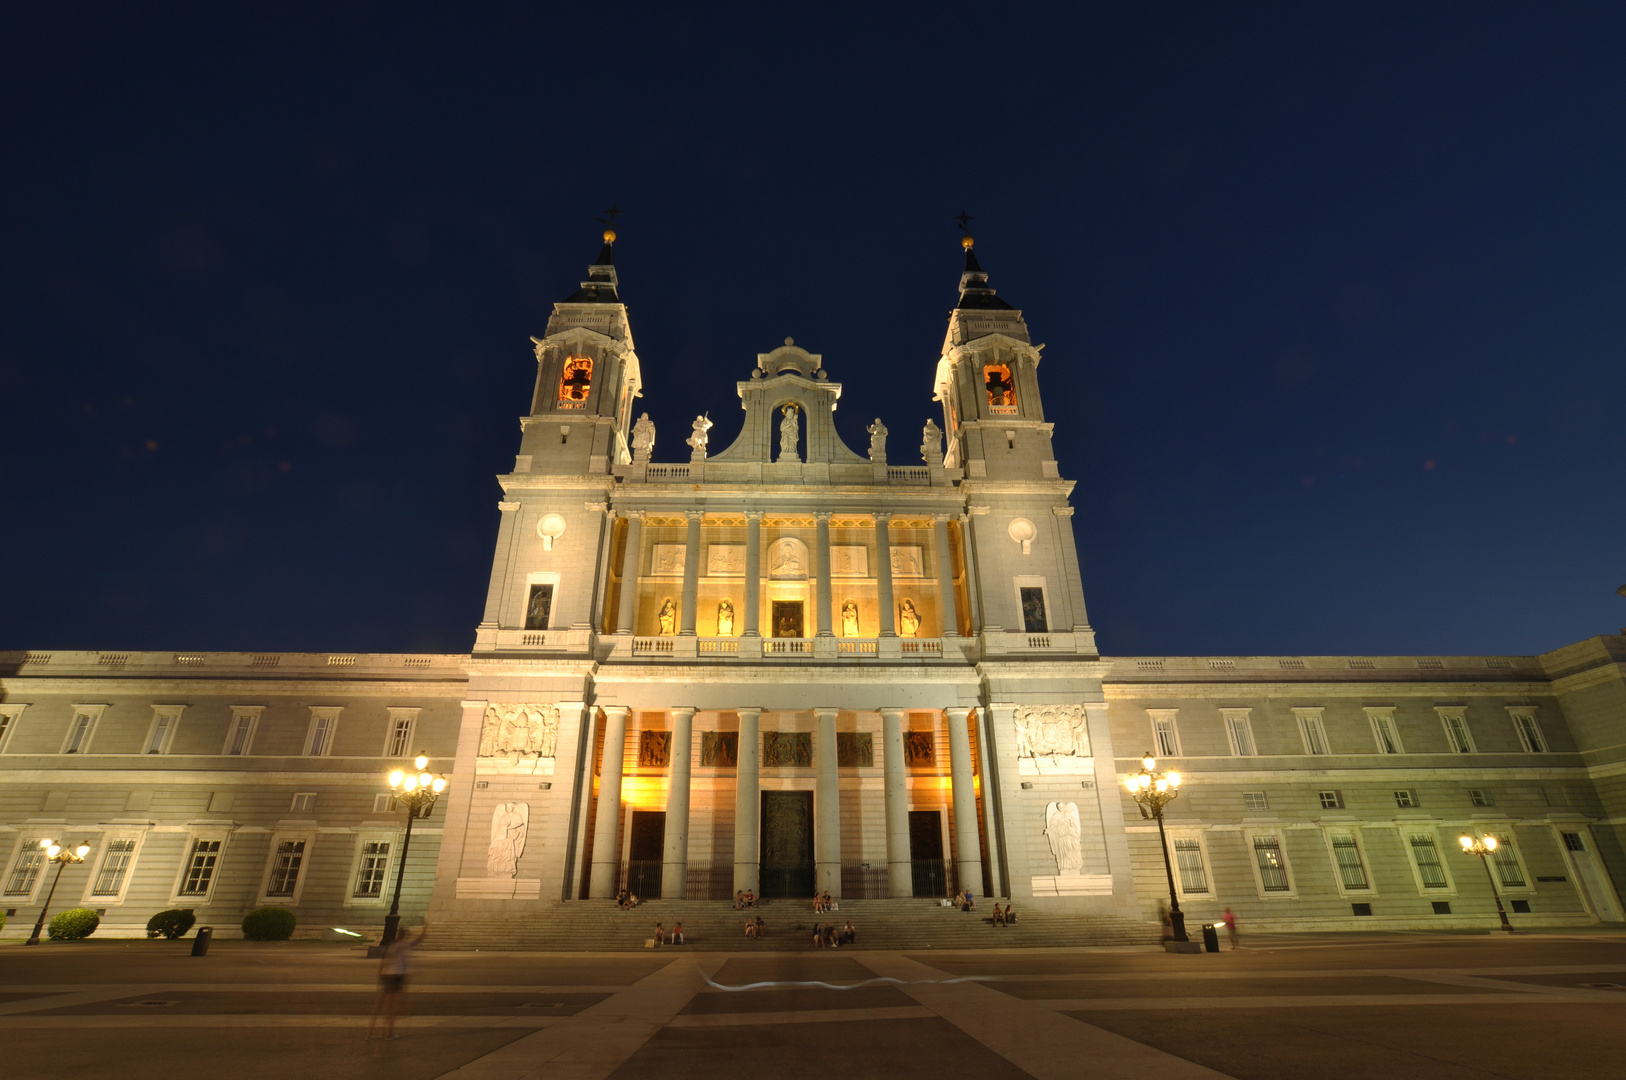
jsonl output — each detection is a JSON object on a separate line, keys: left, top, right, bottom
{"left": 191, "top": 926, "right": 213, "bottom": 957}
{"left": 1201, "top": 923, "right": 1220, "bottom": 953}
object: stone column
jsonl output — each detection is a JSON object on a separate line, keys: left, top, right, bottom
{"left": 933, "top": 514, "right": 960, "bottom": 637}
{"left": 813, "top": 707, "right": 842, "bottom": 896}
{"left": 875, "top": 512, "right": 897, "bottom": 637}
{"left": 562, "top": 701, "right": 597, "bottom": 899}
{"left": 880, "top": 707, "right": 912, "bottom": 898}
{"left": 973, "top": 709, "right": 1004, "bottom": 897}
{"left": 742, "top": 511, "right": 762, "bottom": 638}
{"left": 426, "top": 698, "right": 487, "bottom": 919}
{"left": 661, "top": 707, "right": 696, "bottom": 898}
{"left": 945, "top": 707, "right": 984, "bottom": 897}
{"left": 1052, "top": 506, "right": 1092, "bottom": 631}
{"left": 588, "top": 706, "right": 630, "bottom": 898}
{"left": 479, "top": 501, "right": 522, "bottom": 630}
{"left": 680, "top": 511, "right": 702, "bottom": 635}
{"left": 814, "top": 512, "right": 834, "bottom": 637}
{"left": 733, "top": 707, "right": 763, "bottom": 894}
{"left": 614, "top": 511, "right": 643, "bottom": 634}
{"left": 962, "top": 510, "right": 988, "bottom": 632}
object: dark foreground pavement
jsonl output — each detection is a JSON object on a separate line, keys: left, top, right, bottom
{"left": 2, "top": 930, "right": 1624, "bottom": 1079}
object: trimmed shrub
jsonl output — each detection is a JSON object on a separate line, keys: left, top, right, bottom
{"left": 241, "top": 906, "right": 297, "bottom": 941}
{"left": 146, "top": 908, "right": 197, "bottom": 940}
{"left": 47, "top": 908, "right": 100, "bottom": 941}
{"left": 0, "top": 910, "right": 6, "bottom": 933}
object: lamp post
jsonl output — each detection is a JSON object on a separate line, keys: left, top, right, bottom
{"left": 25, "top": 840, "right": 91, "bottom": 946}
{"left": 1126, "top": 752, "right": 1187, "bottom": 942}
{"left": 1459, "top": 834, "right": 1514, "bottom": 934}
{"left": 381, "top": 755, "right": 447, "bottom": 948}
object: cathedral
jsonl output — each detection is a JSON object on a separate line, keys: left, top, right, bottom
{"left": 2, "top": 231, "right": 1623, "bottom": 941}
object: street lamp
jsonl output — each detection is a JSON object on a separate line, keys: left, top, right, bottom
{"left": 380, "top": 755, "right": 447, "bottom": 947}
{"left": 1126, "top": 752, "right": 1187, "bottom": 942}
{"left": 1459, "top": 834, "right": 1514, "bottom": 934}
{"left": 25, "top": 840, "right": 91, "bottom": 946}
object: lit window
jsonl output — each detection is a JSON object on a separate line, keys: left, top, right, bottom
{"left": 558, "top": 355, "right": 593, "bottom": 408}
{"left": 1331, "top": 835, "right": 1369, "bottom": 890}
{"left": 354, "top": 842, "right": 391, "bottom": 899}
{"left": 4, "top": 839, "right": 48, "bottom": 897}
{"left": 983, "top": 363, "right": 1017, "bottom": 413}
{"left": 180, "top": 840, "right": 221, "bottom": 897}
{"left": 1243, "top": 791, "right": 1269, "bottom": 811}
{"left": 266, "top": 840, "right": 306, "bottom": 898}
{"left": 91, "top": 839, "right": 137, "bottom": 897}
{"left": 1174, "top": 839, "right": 1208, "bottom": 894}
{"left": 1253, "top": 835, "right": 1290, "bottom": 891}
{"left": 1410, "top": 834, "right": 1448, "bottom": 888}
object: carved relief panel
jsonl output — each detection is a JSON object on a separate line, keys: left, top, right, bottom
{"left": 762, "top": 731, "right": 813, "bottom": 768}
{"left": 836, "top": 732, "right": 874, "bottom": 768}
{"left": 700, "top": 731, "right": 738, "bottom": 768}
{"left": 638, "top": 730, "right": 672, "bottom": 767}
{"left": 1013, "top": 704, "right": 1091, "bottom": 775}
{"left": 479, "top": 704, "right": 560, "bottom": 760}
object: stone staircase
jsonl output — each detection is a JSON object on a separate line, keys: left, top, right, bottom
{"left": 424, "top": 898, "right": 1161, "bottom": 952}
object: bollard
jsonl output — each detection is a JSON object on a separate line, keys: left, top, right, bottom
{"left": 190, "top": 926, "right": 213, "bottom": 957}
{"left": 1202, "top": 923, "right": 1220, "bottom": 953}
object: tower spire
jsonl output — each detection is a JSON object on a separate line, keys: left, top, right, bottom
{"left": 563, "top": 207, "right": 622, "bottom": 303}
{"left": 953, "top": 230, "right": 1013, "bottom": 311}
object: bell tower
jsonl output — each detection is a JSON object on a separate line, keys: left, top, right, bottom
{"left": 931, "top": 235, "right": 1059, "bottom": 482}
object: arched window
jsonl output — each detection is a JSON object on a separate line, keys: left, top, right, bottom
{"left": 558, "top": 355, "right": 593, "bottom": 408}
{"left": 984, "top": 364, "right": 1017, "bottom": 413}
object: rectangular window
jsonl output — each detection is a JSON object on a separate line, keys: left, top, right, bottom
{"left": 1562, "top": 832, "right": 1586, "bottom": 853}
{"left": 1369, "top": 711, "right": 1404, "bottom": 754}
{"left": 1393, "top": 789, "right": 1416, "bottom": 808}
{"left": 1469, "top": 789, "right": 1493, "bottom": 807}
{"left": 387, "top": 716, "right": 414, "bottom": 758}
{"left": 0, "top": 708, "right": 17, "bottom": 750}
{"left": 1410, "top": 834, "right": 1448, "bottom": 888}
{"left": 525, "top": 583, "right": 554, "bottom": 630}
{"left": 1331, "top": 835, "right": 1369, "bottom": 890}
{"left": 1440, "top": 711, "right": 1475, "bottom": 753}
{"left": 1299, "top": 715, "right": 1329, "bottom": 755}
{"left": 1318, "top": 790, "right": 1344, "bottom": 810}
{"left": 266, "top": 840, "right": 306, "bottom": 897}
{"left": 306, "top": 714, "right": 334, "bottom": 756}
{"left": 1151, "top": 714, "right": 1179, "bottom": 757}
{"left": 1174, "top": 838, "right": 1209, "bottom": 894}
{"left": 225, "top": 713, "right": 256, "bottom": 755}
{"left": 146, "top": 713, "right": 174, "bottom": 754}
{"left": 64, "top": 713, "right": 94, "bottom": 753}
{"left": 4, "top": 840, "right": 47, "bottom": 897}
{"left": 1018, "top": 586, "right": 1048, "bottom": 633}
{"left": 290, "top": 793, "right": 317, "bottom": 813}
{"left": 1511, "top": 713, "right": 1546, "bottom": 753}
{"left": 372, "top": 794, "right": 397, "bottom": 814}
{"left": 1243, "top": 791, "right": 1269, "bottom": 811}
{"left": 1225, "top": 714, "right": 1256, "bottom": 757}
{"left": 180, "top": 839, "right": 221, "bottom": 896}
{"left": 1253, "top": 835, "right": 1290, "bottom": 891}
{"left": 91, "top": 839, "right": 137, "bottom": 897}
{"left": 1492, "top": 838, "right": 1526, "bottom": 888}
{"left": 353, "top": 841, "right": 391, "bottom": 898}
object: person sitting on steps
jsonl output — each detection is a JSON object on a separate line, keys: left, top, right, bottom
{"left": 811, "top": 922, "right": 824, "bottom": 948}
{"left": 812, "top": 893, "right": 825, "bottom": 914}
{"left": 840, "top": 920, "right": 856, "bottom": 945}
{"left": 1005, "top": 904, "right": 1017, "bottom": 925}
{"left": 992, "top": 904, "right": 1006, "bottom": 926}
{"left": 651, "top": 922, "right": 664, "bottom": 947}
{"left": 671, "top": 922, "right": 685, "bottom": 946}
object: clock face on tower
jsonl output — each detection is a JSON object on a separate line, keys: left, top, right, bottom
{"left": 558, "top": 355, "right": 593, "bottom": 408}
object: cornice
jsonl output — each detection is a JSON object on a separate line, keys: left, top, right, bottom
{"left": 1101, "top": 680, "right": 1556, "bottom": 699}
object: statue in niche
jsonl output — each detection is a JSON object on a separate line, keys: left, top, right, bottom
{"left": 657, "top": 598, "right": 677, "bottom": 635}
{"left": 779, "top": 403, "right": 800, "bottom": 462}
{"left": 630, "top": 413, "right": 656, "bottom": 460}
{"left": 686, "top": 413, "right": 713, "bottom": 457}
{"left": 716, "top": 599, "right": 735, "bottom": 636}
{"left": 1013, "top": 704, "right": 1090, "bottom": 760}
{"left": 866, "top": 418, "right": 888, "bottom": 463}
{"left": 1044, "top": 801, "right": 1085, "bottom": 875}
{"left": 638, "top": 730, "right": 671, "bottom": 767}
{"left": 921, "top": 418, "right": 944, "bottom": 465}
{"left": 898, "top": 598, "right": 921, "bottom": 638}
{"left": 701, "top": 731, "right": 737, "bottom": 768}
{"left": 487, "top": 801, "right": 529, "bottom": 878}
{"left": 903, "top": 731, "right": 934, "bottom": 766}
{"left": 841, "top": 599, "right": 860, "bottom": 637}
{"left": 479, "top": 703, "right": 559, "bottom": 759}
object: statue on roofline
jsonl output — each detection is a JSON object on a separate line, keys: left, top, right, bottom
{"left": 631, "top": 413, "right": 656, "bottom": 461}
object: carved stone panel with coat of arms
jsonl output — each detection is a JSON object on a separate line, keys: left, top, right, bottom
{"left": 478, "top": 704, "right": 559, "bottom": 776}
{"left": 1013, "top": 704, "right": 1091, "bottom": 775}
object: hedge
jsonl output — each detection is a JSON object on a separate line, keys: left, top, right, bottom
{"left": 241, "top": 906, "right": 297, "bottom": 941}
{"left": 146, "top": 908, "right": 197, "bottom": 940}
{"left": 47, "top": 908, "right": 100, "bottom": 941}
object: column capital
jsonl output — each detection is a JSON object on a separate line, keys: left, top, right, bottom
{"left": 967, "top": 505, "right": 991, "bottom": 516}
{"left": 1051, "top": 505, "right": 1076, "bottom": 517}
{"left": 811, "top": 706, "right": 841, "bottom": 718}
{"left": 668, "top": 706, "right": 698, "bottom": 718}
{"left": 553, "top": 700, "right": 590, "bottom": 714}
{"left": 943, "top": 706, "right": 973, "bottom": 721}
{"left": 621, "top": 508, "right": 645, "bottom": 521}
{"left": 878, "top": 706, "right": 910, "bottom": 717}
{"left": 459, "top": 699, "right": 490, "bottom": 711}
{"left": 874, "top": 512, "right": 894, "bottom": 525}
{"left": 600, "top": 704, "right": 632, "bottom": 719}
{"left": 744, "top": 510, "right": 764, "bottom": 521}
{"left": 734, "top": 706, "right": 765, "bottom": 718}
{"left": 585, "top": 501, "right": 609, "bottom": 515}
{"left": 685, "top": 509, "right": 705, "bottom": 521}
{"left": 814, "top": 510, "right": 833, "bottom": 522}
{"left": 497, "top": 501, "right": 521, "bottom": 513}
{"left": 932, "top": 512, "right": 953, "bottom": 524}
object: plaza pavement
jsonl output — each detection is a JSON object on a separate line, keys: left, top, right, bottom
{"left": 2, "top": 929, "right": 1624, "bottom": 1079}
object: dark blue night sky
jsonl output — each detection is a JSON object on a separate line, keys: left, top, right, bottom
{"left": 3, "top": 5, "right": 1622, "bottom": 657}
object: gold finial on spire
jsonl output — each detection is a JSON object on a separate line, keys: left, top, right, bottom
{"left": 603, "top": 228, "right": 617, "bottom": 244}
{"left": 596, "top": 203, "right": 623, "bottom": 245}
{"left": 961, "top": 234, "right": 975, "bottom": 250}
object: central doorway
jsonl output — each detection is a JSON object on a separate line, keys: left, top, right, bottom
{"left": 760, "top": 790, "right": 814, "bottom": 897}
{"left": 627, "top": 810, "right": 665, "bottom": 899}
{"left": 909, "top": 809, "right": 946, "bottom": 897}
{"left": 772, "top": 600, "right": 804, "bottom": 638}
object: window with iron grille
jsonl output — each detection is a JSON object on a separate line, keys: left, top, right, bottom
{"left": 1331, "top": 835, "right": 1369, "bottom": 890}
{"left": 267, "top": 840, "right": 306, "bottom": 897}
{"left": 1410, "top": 834, "right": 1448, "bottom": 888}
{"left": 91, "top": 839, "right": 137, "bottom": 897}
{"left": 1174, "top": 838, "right": 1208, "bottom": 894}
{"left": 4, "top": 840, "right": 47, "bottom": 897}
{"left": 353, "top": 841, "right": 391, "bottom": 898}
{"left": 180, "top": 839, "right": 221, "bottom": 896}
{"left": 1253, "top": 835, "right": 1290, "bottom": 891}
{"left": 1243, "top": 791, "right": 1269, "bottom": 811}
{"left": 1491, "top": 838, "right": 1526, "bottom": 888}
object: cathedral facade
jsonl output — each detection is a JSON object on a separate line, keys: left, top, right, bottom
{"left": 2, "top": 234, "right": 1623, "bottom": 939}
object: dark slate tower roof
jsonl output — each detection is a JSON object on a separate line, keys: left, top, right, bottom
{"left": 562, "top": 229, "right": 621, "bottom": 303}
{"left": 954, "top": 236, "right": 1014, "bottom": 310}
